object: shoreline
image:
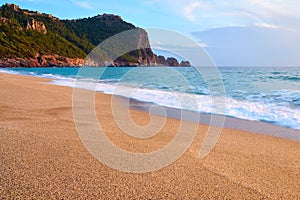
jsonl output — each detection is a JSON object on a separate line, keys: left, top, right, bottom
{"left": 1, "top": 72, "right": 299, "bottom": 198}
{"left": 1, "top": 68, "right": 299, "bottom": 139}
{"left": 125, "top": 97, "right": 300, "bottom": 141}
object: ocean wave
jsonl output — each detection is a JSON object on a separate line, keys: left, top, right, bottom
{"left": 268, "top": 75, "right": 300, "bottom": 82}
{"left": 2, "top": 67, "right": 300, "bottom": 130}
{"left": 53, "top": 78, "right": 300, "bottom": 130}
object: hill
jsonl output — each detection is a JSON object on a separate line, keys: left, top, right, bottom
{"left": 0, "top": 4, "right": 190, "bottom": 67}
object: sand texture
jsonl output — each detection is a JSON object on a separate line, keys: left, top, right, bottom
{"left": 0, "top": 73, "right": 299, "bottom": 199}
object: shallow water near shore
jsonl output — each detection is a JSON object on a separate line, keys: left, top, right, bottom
{"left": 122, "top": 97, "right": 300, "bottom": 141}
{"left": 1, "top": 66, "right": 300, "bottom": 131}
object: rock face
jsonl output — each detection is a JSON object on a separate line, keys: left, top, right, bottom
{"left": 6, "top": 3, "right": 19, "bottom": 11}
{"left": 166, "top": 57, "right": 179, "bottom": 66}
{"left": 85, "top": 28, "right": 190, "bottom": 67}
{"left": 0, "top": 17, "right": 10, "bottom": 24}
{"left": 0, "top": 17, "right": 23, "bottom": 31}
{"left": 0, "top": 55, "right": 84, "bottom": 68}
{"left": 156, "top": 55, "right": 166, "bottom": 65}
{"left": 96, "top": 13, "right": 122, "bottom": 21}
{"left": 180, "top": 61, "right": 191, "bottom": 67}
{"left": 26, "top": 18, "right": 47, "bottom": 34}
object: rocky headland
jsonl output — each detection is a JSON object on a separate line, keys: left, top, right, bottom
{"left": 0, "top": 4, "right": 190, "bottom": 67}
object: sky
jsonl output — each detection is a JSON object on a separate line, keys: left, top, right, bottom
{"left": 2, "top": 0, "right": 300, "bottom": 66}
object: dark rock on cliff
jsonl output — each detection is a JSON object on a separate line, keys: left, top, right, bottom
{"left": 0, "top": 55, "right": 84, "bottom": 68}
{"left": 166, "top": 57, "right": 179, "bottom": 66}
{"left": 180, "top": 61, "right": 191, "bottom": 67}
{"left": 157, "top": 55, "right": 166, "bottom": 65}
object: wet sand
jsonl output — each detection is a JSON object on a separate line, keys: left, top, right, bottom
{"left": 0, "top": 73, "right": 299, "bottom": 199}
{"left": 126, "top": 98, "right": 300, "bottom": 141}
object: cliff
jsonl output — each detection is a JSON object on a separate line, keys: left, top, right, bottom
{"left": 26, "top": 18, "right": 47, "bottom": 34}
{"left": 0, "top": 55, "right": 84, "bottom": 68}
{"left": 0, "top": 4, "right": 190, "bottom": 67}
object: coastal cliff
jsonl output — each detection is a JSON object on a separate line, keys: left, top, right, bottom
{"left": 0, "top": 56, "right": 84, "bottom": 68}
{"left": 0, "top": 4, "right": 190, "bottom": 67}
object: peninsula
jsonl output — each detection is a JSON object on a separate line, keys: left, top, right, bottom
{"left": 0, "top": 4, "right": 190, "bottom": 67}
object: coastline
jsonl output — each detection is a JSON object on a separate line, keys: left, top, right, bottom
{"left": 1, "top": 72, "right": 299, "bottom": 198}
{"left": 126, "top": 97, "right": 300, "bottom": 141}
{"left": 3, "top": 68, "right": 299, "bottom": 140}
{"left": 0, "top": 57, "right": 191, "bottom": 68}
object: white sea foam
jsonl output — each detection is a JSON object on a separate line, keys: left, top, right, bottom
{"left": 1, "top": 68, "right": 300, "bottom": 130}
{"left": 52, "top": 78, "right": 300, "bottom": 130}
{"left": 0, "top": 69, "right": 22, "bottom": 75}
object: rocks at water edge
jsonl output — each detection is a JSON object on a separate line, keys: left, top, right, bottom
{"left": 0, "top": 55, "right": 84, "bottom": 68}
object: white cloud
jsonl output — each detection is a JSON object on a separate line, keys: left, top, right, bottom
{"left": 183, "top": 1, "right": 201, "bottom": 21}
{"left": 147, "top": 0, "right": 300, "bottom": 31}
{"left": 255, "top": 23, "right": 279, "bottom": 29}
{"left": 73, "top": 1, "right": 93, "bottom": 10}
{"left": 246, "top": 0, "right": 300, "bottom": 31}
{"left": 250, "top": 0, "right": 293, "bottom": 17}
{"left": 198, "top": 42, "right": 208, "bottom": 48}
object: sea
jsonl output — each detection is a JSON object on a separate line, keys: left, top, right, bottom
{"left": 1, "top": 66, "right": 300, "bottom": 130}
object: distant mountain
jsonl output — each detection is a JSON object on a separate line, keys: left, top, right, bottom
{"left": 0, "top": 4, "right": 190, "bottom": 67}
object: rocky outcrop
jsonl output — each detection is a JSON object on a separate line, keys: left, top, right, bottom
{"left": 0, "top": 17, "right": 10, "bottom": 24}
{"left": 112, "top": 29, "right": 190, "bottom": 67}
{"left": 26, "top": 18, "right": 47, "bottom": 34}
{"left": 0, "top": 56, "right": 190, "bottom": 68}
{"left": 0, "top": 55, "right": 84, "bottom": 68}
{"left": 180, "top": 61, "right": 191, "bottom": 67}
{"left": 166, "top": 57, "right": 179, "bottom": 66}
{"left": 95, "top": 13, "right": 122, "bottom": 21}
{"left": 0, "top": 17, "right": 23, "bottom": 31}
{"left": 156, "top": 55, "right": 166, "bottom": 65}
{"left": 86, "top": 28, "right": 190, "bottom": 67}
{"left": 6, "top": 3, "right": 19, "bottom": 12}
{"left": 5, "top": 3, "right": 59, "bottom": 21}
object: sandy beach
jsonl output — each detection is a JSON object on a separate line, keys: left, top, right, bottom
{"left": 0, "top": 72, "right": 299, "bottom": 199}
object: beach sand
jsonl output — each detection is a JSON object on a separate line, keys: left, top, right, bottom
{"left": 0, "top": 73, "right": 299, "bottom": 199}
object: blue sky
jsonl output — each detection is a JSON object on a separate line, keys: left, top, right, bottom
{"left": 2, "top": 0, "right": 300, "bottom": 66}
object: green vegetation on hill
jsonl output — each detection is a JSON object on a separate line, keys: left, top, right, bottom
{"left": 63, "top": 14, "right": 136, "bottom": 47}
{"left": 0, "top": 4, "right": 141, "bottom": 61}
{"left": 0, "top": 4, "right": 190, "bottom": 67}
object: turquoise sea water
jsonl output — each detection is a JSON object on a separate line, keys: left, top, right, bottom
{"left": 1, "top": 66, "right": 300, "bottom": 130}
